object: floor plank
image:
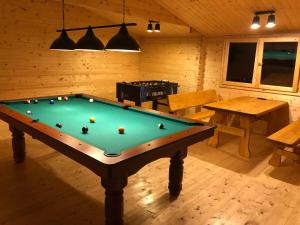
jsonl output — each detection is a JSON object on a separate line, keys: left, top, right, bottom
{"left": 0, "top": 121, "right": 300, "bottom": 225}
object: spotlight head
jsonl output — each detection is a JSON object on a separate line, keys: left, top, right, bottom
{"left": 154, "top": 22, "right": 160, "bottom": 32}
{"left": 147, "top": 22, "right": 153, "bottom": 32}
{"left": 251, "top": 15, "right": 260, "bottom": 29}
{"left": 266, "top": 14, "right": 276, "bottom": 28}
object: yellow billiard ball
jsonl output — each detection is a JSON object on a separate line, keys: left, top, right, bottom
{"left": 89, "top": 117, "right": 96, "bottom": 123}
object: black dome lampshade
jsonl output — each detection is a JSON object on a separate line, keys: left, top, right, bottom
{"left": 50, "top": 30, "right": 76, "bottom": 51}
{"left": 105, "top": 24, "right": 141, "bottom": 52}
{"left": 75, "top": 26, "right": 104, "bottom": 51}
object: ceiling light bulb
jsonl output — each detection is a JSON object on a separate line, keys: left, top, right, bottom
{"left": 251, "top": 15, "right": 260, "bottom": 29}
{"left": 266, "top": 14, "right": 276, "bottom": 28}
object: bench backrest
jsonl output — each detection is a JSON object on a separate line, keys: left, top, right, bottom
{"left": 168, "top": 89, "right": 218, "bottom": 112}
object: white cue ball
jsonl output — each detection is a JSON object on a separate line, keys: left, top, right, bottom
{"left": 57, "top": 96, "right": 62, "bottom": 101}
{"left": 89, "top": 98, "right": 94, "bottom": 103}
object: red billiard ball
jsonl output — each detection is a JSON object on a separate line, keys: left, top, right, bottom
{"left": 118, "top": 127, "right": 125, "bottom": 134}
{"left": 24, "top": 99, "right": 31, "bottom": 104}
{"left": 63, "top": 96, "right": 68, "bottom": 101}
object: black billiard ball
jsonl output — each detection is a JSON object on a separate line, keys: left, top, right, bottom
{"left": 33, "top": 99, "right": 38, "bottom": 104}
{"left": 56, "top": 123, "right": 62, "bottom": 128}
{"left": 82, "top": 126, "right": 88, "bottom": 134}
{"left": 49, "top": 100, "right": 55, "bottom": 104}
{"left": 158, "top": 123, "right": 164, "bottom": 129}
{"left": 32, "top": 119, "right": 39, "bottom": 123}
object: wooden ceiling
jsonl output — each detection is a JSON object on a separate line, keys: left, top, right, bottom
{"left": 53, "top": 0, "right": 300, "bottom": 37}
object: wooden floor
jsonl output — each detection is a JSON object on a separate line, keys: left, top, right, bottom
{"left": 1, "top": 120, "right": 300, "bottom": 225}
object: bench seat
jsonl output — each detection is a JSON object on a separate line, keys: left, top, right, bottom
{"left": 268, "top": 119, "right": 300, "bottom": 166}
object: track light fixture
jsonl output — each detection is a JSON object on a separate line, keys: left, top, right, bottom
{"left": 251, "top": 15, "right": 260, "bottom": 29}
{"left": 266, "top": 14, "right": 276, "bottom": 28}
{"left": 147, "top": 20, "right": 160, "bottom": 33}
{"left": 251, "top": 10, "right": 276, "bottom": 30}
{"left": 50, "top": 0, "right": 141, "bottom": 52}
{"left": 147, "top": 23, "right": 153, "bottom": 33}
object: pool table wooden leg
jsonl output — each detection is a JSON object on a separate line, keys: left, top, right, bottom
{"left": 168, "top": 148, "right": 187, "bottom": 197}
{"left": 9, "top": 126, "right": 25, "bottom": 163}
{"left": 101, "top": 176, "right": 128, "bottom": 225}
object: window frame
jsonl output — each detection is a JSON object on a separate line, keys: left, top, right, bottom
{"left": 222, "top": 37, "right": 300, "bottom": 93}
{"left": 256, "top": 37, "right": 300, "bottom": 92}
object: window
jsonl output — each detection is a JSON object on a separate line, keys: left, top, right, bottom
{"left": 226, "top": 42, "right": 257, "bottom": 83}
{"left": 223, "top": 37, "right": 300, "bottom": 92}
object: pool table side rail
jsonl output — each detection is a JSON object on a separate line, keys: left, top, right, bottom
{"left": 0, "top": 94, "right": 215, "bottom": 176}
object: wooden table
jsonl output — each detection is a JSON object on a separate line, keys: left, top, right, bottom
{"left": 204, "top": 96, "right": 289, "bottom": 159}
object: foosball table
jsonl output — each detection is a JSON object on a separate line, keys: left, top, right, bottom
{"left": 116, "top": 80, "right": 179, "bottom": 109}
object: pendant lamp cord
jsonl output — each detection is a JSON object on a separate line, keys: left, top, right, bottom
{"left": 122, "top": 0, "right": 125, "bottom": 23}
{"left": 62, "top": 0, "right": 65, "bottom": 29}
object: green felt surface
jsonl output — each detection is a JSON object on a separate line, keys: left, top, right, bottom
{"left": 5, "top": 96, "right": 198, "bottom": 156}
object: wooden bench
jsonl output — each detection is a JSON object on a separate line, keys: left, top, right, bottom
{"left": 268, "top": 119, "right": 300, "bottom": 166}
{"left": 167, "top": 89, "right": 218, "bottom": 121}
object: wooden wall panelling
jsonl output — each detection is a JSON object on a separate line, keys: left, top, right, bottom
{"left": 140, "top": 37, "right": 203, "bottom": 93}
{"left": 0, "top": 0, "right": 140, "bottom": 100}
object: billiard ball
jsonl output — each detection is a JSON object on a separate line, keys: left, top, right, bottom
{"left": 63, "top": 96, "right": 68, "bottom": 101}
{"left": 24, "top": 99, "right": 31, "bottom": 104}
{"left": 49, "top": 99, "right": 55, "bottom": 104}
{"left": 56, "top": 123, "right": 62, "bottom": 128}
{"left": 26, "top": 110, "right": 32, "bottom": 115}
{"left": 33, "top": 99, "right": 38, "bottom": 104}
{"left": 89, "top": 98, "right": 94, "bottom": 103}
{"left": 89, "top": 117, "right": 96, "bottom": 123}
{"left": 158, "top": 123, "right": 164, "bottom": 129}
{"left": 82, "top": 126, "right": 88, "bottom": 134}
{"left": 57, "top": 96, "right": 62, "bottom": 101}
{"left": 118, "top": 127, "right": 125, "bottom": 134}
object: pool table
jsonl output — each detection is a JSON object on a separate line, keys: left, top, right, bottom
{"left": 0, "top": 94, "right": 214, "bottom": 225}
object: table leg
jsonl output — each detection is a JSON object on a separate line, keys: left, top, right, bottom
{"left": 239, "top": 116, "right": 251, "bottom": 158}
{"left": 117, "top": 98, "right": 124, "bottom": 103}
{"left": 168, "top": 148, "right": 187, "bottom": 197}
{"left": 101, "top": 177, "right": 128, "bottom": 225}
{"left": 135, "top": 101, "right": 142, "bottom": 107}
{"left": 152, "top": 100, "right": 158, "bottom": 110}
{"left": 9, "top": 126, "right": 25, "bottom": 163}
{"left": 208, "top": 111, "right": 224, "bottom": 148}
